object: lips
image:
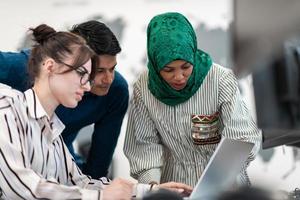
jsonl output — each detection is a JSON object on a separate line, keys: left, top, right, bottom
{"left": 75, "top": 92, "right": 83, "bottom": 101}
{"left": 171, "top": 82, "right": 186, "bottom": 90}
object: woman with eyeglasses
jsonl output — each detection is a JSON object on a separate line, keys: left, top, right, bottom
{"left": 0, "top": 23, "right": 96, "bottom": 199}
{"left": 0, "top": 24, "right": 192, "bottom": 200}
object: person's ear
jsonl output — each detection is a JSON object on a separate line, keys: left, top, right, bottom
{"left": 43, "top": 58, "right": 57, "bottom": 74}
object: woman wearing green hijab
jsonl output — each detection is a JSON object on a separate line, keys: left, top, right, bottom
{"left": 124, "top": 12, "right": 261, "bottom": 187}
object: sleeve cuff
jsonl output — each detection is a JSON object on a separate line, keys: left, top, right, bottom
{"left": 138, "top": 168, "right": 161, "bottom": 184}
{"left": 81, "top": 189, "right": 101, "bottom": 200}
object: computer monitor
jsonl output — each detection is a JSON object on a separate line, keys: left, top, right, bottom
{"left": 232, "top": 0, "right": 300, "bottom": 148}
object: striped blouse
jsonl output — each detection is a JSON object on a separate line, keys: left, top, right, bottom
{"left": 0, "top": 84, "right": 148, "bottom": 200}
{"left": 124, "top": 63, "right": 262, "bottom": 187}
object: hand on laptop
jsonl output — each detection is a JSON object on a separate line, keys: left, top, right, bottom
{"left": 157, "top": 182, "right": 193, "bottom": 196}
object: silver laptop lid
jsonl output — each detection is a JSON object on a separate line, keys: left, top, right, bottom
{"left": 189, "top": 138, "right": 254, "bottom": 200}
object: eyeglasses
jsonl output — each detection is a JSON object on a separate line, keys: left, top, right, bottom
{"left": 60, "top": 61, "right": 93, "bottom": 86}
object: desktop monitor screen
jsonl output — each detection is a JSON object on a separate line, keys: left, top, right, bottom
{"left": 232, "top": 0, "right": 300, "bottom": 148}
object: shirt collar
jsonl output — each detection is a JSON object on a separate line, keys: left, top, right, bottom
{"left": 50, "top": 113, "right": 65, "bottom": 141}
{"left": 24, "top": 88, "right": 65, "bottom": 142}
{"left": 24, "top": 88, "right": 48, "bottom": 120}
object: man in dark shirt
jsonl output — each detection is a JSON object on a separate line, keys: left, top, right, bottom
{"left": 0, "top": 20, "right": 129, "bottom": 179}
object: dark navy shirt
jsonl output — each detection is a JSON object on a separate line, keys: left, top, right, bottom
{"left": 0, "top": 49, "right": 129, "bottom": 178}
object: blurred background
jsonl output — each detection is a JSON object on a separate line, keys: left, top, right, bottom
{"left": 1, "top": 0, "right": 300, "bottom": 192}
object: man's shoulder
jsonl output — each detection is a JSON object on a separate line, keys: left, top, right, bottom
{"left": 0, "top": 49, "right": 30, "bottom": 64}
{"left": 0, "top": 49, "right": 31, "bottom": 74}
{"left": 112, "top": 71, "right": 128, "bottom": 89}
{"left": 108, "top": 71, "right": 129, "bottom": 97}
{"left": 0, "top": 49, "right": 31, "bottom": 91}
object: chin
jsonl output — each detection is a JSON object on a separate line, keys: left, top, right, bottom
{"left": 91, "top": 88, "right": 110, "bottom": 96}
{"left": 62, "top": 101, "right": 78, "bottom": 108}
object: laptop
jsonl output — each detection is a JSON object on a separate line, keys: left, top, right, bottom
{"left": 186, "top": 138, "right": 255, "bottom": 200}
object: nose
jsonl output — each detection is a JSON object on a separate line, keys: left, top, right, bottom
{"left": 103, "top": 71, "right": 113, "bottom": 84}
{"left": 173, "top": 70, "right": 185, "bottom": 81}
{"left": 82, "top": 81, "right": 91, "bottom": 91}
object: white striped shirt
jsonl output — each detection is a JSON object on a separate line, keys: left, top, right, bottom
{"left": 0, "top": 84, "right": 149, "bottom": 200}
{"left": 124, "top": 63, "right": 262, "bottom": 187}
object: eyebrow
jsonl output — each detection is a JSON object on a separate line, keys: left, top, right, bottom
{"left": 79, "top": 65, "right": 89, "bottom": 71}
{"left": 77, "top": 66, "right": 89, "bottom": 74}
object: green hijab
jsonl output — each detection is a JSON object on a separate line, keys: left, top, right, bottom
{"left": 147, "top": 12, "right": 212, "bottom": 106}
